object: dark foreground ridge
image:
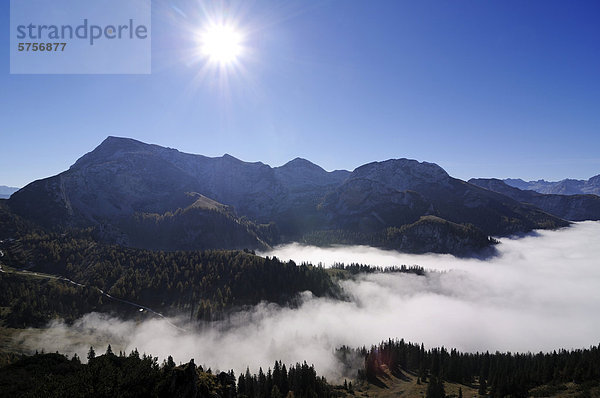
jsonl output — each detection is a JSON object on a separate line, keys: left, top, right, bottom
{"left": 2, "top": 340, "right": 599, "bottom": 398}
{"left": 0, "top": 349, "right": 332, "bottom": 398}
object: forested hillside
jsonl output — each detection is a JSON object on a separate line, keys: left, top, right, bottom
{"left": 301, "top": 216, "right": 497, "bottom": 256}
{"left": 0, "top": 229, "right": 338, "bottom": 327}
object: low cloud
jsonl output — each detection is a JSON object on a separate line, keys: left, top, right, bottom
{"left": 18, "top": 222, "right": 600, "bottom": 380}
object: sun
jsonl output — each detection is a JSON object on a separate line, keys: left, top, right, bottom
{"left": 198, "top": 23, "right": 244, "bottom": 66}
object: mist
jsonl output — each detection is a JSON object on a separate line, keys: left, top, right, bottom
{"left": 18, "top": 221, "right": 600, "bottom": 380}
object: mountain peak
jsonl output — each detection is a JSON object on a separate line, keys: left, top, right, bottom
{"left": 71, "top": 136, "right": 154, "bottom": 170}
{"left": 280, "top": 157, "right": 324, "bottom": 171}
{"left": 588, "top": 174, "right": 600, "bottom": 184}
{"left": 352, "top": 158, "right": 450, "bottom": 188}
{"left": 99, "top": 136, "right": 148, "bottom": 149}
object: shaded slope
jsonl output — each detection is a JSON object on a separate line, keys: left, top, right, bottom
{"left": 320, "top": 159, "right": 568, "bottom": 237}
{"left": 302, "top": 216, "right": 496, "bottom": 256}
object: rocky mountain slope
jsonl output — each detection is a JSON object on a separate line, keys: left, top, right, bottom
{"left": 504, "top": 175, "right": 600, "bottom": 196}
{"left": 469, "top": 178, "right": 600, "bottom": 221}
{"left": 6, "top": 137, "right": 573, "bottom": 255}
{"left": 321, "top": 159, "right": 567, "bottom": 236}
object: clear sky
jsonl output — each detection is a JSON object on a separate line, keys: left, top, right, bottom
{"left": 1, "top": 0, "right": 599, "bottom": 188}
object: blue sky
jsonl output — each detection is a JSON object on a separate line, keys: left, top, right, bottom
{"left": 1, "top": 0, "right": 599, "bottom": 188}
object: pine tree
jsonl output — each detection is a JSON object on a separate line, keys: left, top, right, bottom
{"left": 166, "top": 355, "right": 175, "bottom": 369}
{"left": 426, "top": 376, "right": 445, "bottom": 398}
{"left": 271, "top": 385, "right": 282, "bottom": 398}
{"left": 87, "top": 346, "right": 95, "bottom": 361}
{"left": 237, "top": 373, "right": 246, "bottom": 397}
{"left": 478, "top": 377, "right": 487, "bottom": 396}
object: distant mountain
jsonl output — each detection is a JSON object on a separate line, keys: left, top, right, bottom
{"left": 504, "top": 175, "right": 600, "bottom": 196}
{"left": 469, "top": 178, "right": 600, "bottom": 221}
{"left": 0, "top": 185, "right": 19, "bottom": 199}
{"left": 7, "top": 137, "right": 570, "bottom": 255}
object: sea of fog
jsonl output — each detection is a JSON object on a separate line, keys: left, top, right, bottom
{"left": 19, "top": 221, "right": 600, "bottom": 380}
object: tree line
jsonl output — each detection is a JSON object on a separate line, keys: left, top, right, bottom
{"left": 0, "top": 348, "right": 339, "bottom": 398}
{"left": 348, "top": 338, "right": 600, "bottom": 398}
{"left": 329, "top": 262, "right": 425, "bottom": 276}
{"left": 2, "top": 340, "right": 600, "bottom": 398}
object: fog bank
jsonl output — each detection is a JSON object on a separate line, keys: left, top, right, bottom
{"left": 19, "top": 222, "right": 600, "bottom": 379}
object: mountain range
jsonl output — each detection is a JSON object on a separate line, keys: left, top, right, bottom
{"left": 469, "top": 178, "right": 600, "bottom": 221}
{"left": 4, "top": 137, "right": 578, "bottom": 255}
{"left": 0, "top": 186, "right": 19, "bottom": 199}
{"left": 504, "top": 175, "right": 600, "bottom": 196}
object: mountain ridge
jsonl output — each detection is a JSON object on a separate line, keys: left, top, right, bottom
{"left": 469, "top": 178, "right": 600, "bottom": 221}
{"left": 504, "top": 175, "right": 600, "bottom": 196}
{"left": 7, "top": 137, "right": 572, "bottom": 255}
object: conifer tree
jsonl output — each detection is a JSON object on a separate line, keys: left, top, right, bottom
{"left": 478, "top": 377, "right": 487, "bottom": 396}
{"left": 87, "top": 346, "right": 95, "bottom": 361}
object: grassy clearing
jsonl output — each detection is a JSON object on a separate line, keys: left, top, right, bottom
{"left": 351, "top": 365, "right": 478, "bottom": 398}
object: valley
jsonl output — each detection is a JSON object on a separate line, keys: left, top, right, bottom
{"left": 4, "top": 0, "right": 600, "bottom": 395}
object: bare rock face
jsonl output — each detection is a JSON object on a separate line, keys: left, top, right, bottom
{"left": 350, "top": 159, "right": 451, "bottom": 190}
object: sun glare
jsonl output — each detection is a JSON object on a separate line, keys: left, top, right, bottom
{"left": 198, "top": 23, "right": 244, "bottom": 66}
